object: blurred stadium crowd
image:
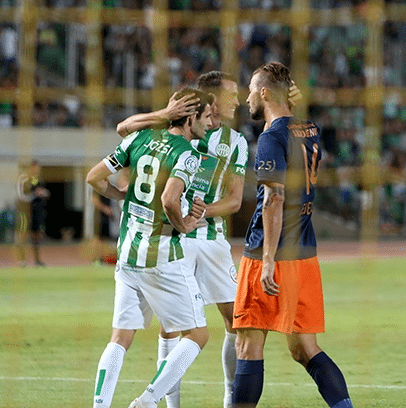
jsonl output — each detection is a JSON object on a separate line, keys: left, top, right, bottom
{"left": 1, "top": 0, "right": 406, "bottom": 241}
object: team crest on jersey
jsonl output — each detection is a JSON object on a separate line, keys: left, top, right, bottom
{"left": 229, "top": 265, "right": 237, "bottom": 283}
{"left": 185, "top": 155, "right": 199, "bottom": 174}
{"left": 216, "top": 143, "right": 231, "bottom": 157}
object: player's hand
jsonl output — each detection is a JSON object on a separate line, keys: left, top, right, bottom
{"left": 119, "top": 183, "right": 128, "bottom": 194}
{"left": 165, "top": 92, "right": 199, "bottom": 121}
{"left": 182, "top": 215, "right": 200, "bottom": 234}
{"left": 189, "top": 197, "right": 206, "bottom": 219}
{"left": 288, "top": 80, "right": 302, "bottom": 109}
{"left": 34, "top": 187, "right": 50, "bottom": 199}
{"left": 260, "top": 261, "right": 279, "bottom": 296}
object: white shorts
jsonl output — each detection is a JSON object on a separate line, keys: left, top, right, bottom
{"left": 181, "top": 236, "right": 237, "bottom": 305}
{"left": 112, "top": 260, "right": 207, "bottom": 333}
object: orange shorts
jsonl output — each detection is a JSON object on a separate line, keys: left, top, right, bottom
{"left": 233, "top": 256, "right": 325, "bottom": 334}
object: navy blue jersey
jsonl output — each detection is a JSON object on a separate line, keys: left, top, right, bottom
{"left": 244, "top": 116, "right": 321, "bottom": 261}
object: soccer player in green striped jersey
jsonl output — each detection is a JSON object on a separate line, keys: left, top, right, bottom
{"left": 117, "top": 73, "right": 302, "bottom": 408}
{"left": 87, "top": 89, "right": 215, "bottom": 408}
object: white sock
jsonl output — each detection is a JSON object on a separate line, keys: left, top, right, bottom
{"left": 157, "top": 335, "right": 181, "bottom": 408}
{"left": 93, "top": 342, "right": 126, "bottom": 408}
{"left": 139, "top": 337, "right": 201, "bottom": 405}
{"left": 221, "top": 331, "right": 237, "bottom": 408}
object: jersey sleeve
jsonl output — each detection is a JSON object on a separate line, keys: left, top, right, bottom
{"left": 255, "top": 130, "right": 288, "bottom": 185}
{"left": 229, "top": 133, "right": 249, "bottom": 177}
{"left": 170, "top": 150, "right": 201, "bottom": 191}
{"left": 103, "top": 132, "right": 139, "bottom": 173}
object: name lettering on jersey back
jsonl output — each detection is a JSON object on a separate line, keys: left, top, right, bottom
{"left": 288, "top": 123, "right": 318, "bottom": 139}
{"left": 143, "top": 139, "right": 174, "bottom": 155}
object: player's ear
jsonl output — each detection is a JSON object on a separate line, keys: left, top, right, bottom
{"left": 208, "top": 92, "right": 216, "bottom": 105}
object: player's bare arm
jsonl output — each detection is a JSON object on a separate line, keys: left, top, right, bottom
{"left": 116, "top": 93, "right": 200, "bottom": 137}
{"left": 161, "top": 177, "right": 201, "bottom": 234}
{"left": 288, "top": 80, "right": 303, "bottom": 109}
{"left": 204, "top": 174, "right": 244, "bottom": 219}
{"left": 261, "top": 182, "right": 284, "bottom": 296}
{"left": 86, "top": 161, "right": 127, "bottom": 201}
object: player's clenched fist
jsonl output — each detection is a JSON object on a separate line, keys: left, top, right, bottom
{"left": 189, "top": 196, "right": 206, "bottom": 219}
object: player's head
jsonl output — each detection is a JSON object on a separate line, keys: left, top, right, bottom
{"left": 247, "top": 61, "right": 292, "bottom": 120}
{"left": 198, "top": 71, "right": 239, "bottom": 121}
{"left": 170, "top": 88, "right": 213, "bottom": 139}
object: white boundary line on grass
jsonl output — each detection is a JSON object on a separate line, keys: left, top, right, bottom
{"left": 0, "top": 377, "right": 405, "bottom": 390}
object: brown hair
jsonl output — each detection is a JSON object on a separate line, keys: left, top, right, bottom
{"left": 253, "top": 61, "right": 292, "bottom": 90}
{"left": 171, "top": 88, "right": 214, "bottom": 127}
{"left": 197, "top": 71, "right": 235, "bottom": 95}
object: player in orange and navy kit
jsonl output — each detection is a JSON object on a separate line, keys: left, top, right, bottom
{"left": 232, "top": 62, "right": 353, "bottom": 408}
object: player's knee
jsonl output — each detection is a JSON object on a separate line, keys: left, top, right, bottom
{"left": 288, "top": 346, "right": 307, "bottom": 366}
{"left": 110, "top": 329, "right": 136, "bottom": 351}
{"left": 235, "top": 334, "right": 262, "bottom": 360}
{"left": 185, "top": 327, "right": 209, "bottom": 349}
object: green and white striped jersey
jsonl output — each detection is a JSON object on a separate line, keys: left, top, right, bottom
{"left": 184, "top": 124, "right": 248, "bottom": 240}
{"left": 104, "top": 128, "right": 200, "bottom": 268}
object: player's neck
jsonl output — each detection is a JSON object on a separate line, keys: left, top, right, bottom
{"left": 168, "top": 126, "right": 191, "bottom": 141}
{"left": 209, "top": 117, "right": 222, "bottom": 130}
{"left": 263, "top": 104, "right": 292, "bottom": 130}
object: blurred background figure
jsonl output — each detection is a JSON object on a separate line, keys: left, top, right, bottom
{"left": 15, "top": 160, "right": 50, "bottom": 267}
{"left": 82, "top": 168, "right": 128, "bottom": 265}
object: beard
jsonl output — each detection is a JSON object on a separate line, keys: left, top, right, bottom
{"left": 250, "top": 104, "right": 264, "bottom": 120}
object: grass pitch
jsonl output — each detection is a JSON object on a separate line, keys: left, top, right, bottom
{"left": 1, "top": 255, "right": 406, "bottom": 407}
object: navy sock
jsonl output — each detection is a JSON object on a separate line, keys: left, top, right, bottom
{"left": 231, "top": 359, "right": 264, "bottom": 408}
{"left": 306, "top": 352, "right": 353, "bottom": 408}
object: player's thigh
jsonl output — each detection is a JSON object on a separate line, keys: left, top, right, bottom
{"left": 137, "top": 259, "right": 206, "bottom": 333}
{"left": 112, "top": 262, "right": 154, "bottom": 330}
{"left": 292, "top": 257, "right": 325, "bottom": 334}
{"left": 192, "top": 238, "right": 237, "bottom": 305}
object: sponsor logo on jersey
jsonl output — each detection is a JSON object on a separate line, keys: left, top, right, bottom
{"left": 235, "top": 166, "right": 246, "bottom": 176}
{"left": 216, "top": 143, "right": 231, "bottom": 157}
{"left": 129, "top": 202, "right": 154, "bottom": 223}
{"left": 185, "top": 155, "right": 199, "bottom": 174}
{"left": 229, "top": 264, "right": 237, "bottom": 283}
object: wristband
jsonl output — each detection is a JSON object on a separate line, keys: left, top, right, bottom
{"left": 200, "top": 209, "right": 206, "bottom": 219}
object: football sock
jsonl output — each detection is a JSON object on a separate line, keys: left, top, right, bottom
{"left": 306, "top": 351, "right": 353, "bottom": 408}
{"left": 157, "top": 335, "right": 181, "bottom": 408}
{"left": 231, "top": 359, "right": 264, "bottom": 408}
{"left": 93, "top": 342, "right": 126, "bottom": 408}
{"left": 222, "top": 330, "right": 237, "bottom": 408}
{"left": 138, "top": 337, "right": 201, "bottom": 405}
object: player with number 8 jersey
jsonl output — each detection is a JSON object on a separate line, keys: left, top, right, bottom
{"left": 104, "top": 128, "right": 201, "bottom": 268}
{"left": 87, "top": 88, "right": 215, "bottom": 408}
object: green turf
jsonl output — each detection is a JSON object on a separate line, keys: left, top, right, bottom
{"left": 1, "top": 257, "right": 406, "bottom": 407}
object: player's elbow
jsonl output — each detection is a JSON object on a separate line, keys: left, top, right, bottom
{"left": 263, "top": 194, "right": 284, "bottom": 209}
{"left": 86, "top": 169, "right": 97, "bottom": 188}
{"left": 231, "top": 197, "right": 242, "bottom": 214}
{"left": 116, "top": 122, "right": 127, "bottom": 138}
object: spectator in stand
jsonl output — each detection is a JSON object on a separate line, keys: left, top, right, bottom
{"left": 0, "top": 24, "right": 18, "bottom": 83}
{"left": 36, "top": 23, "right": 66, "bottom": 83}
